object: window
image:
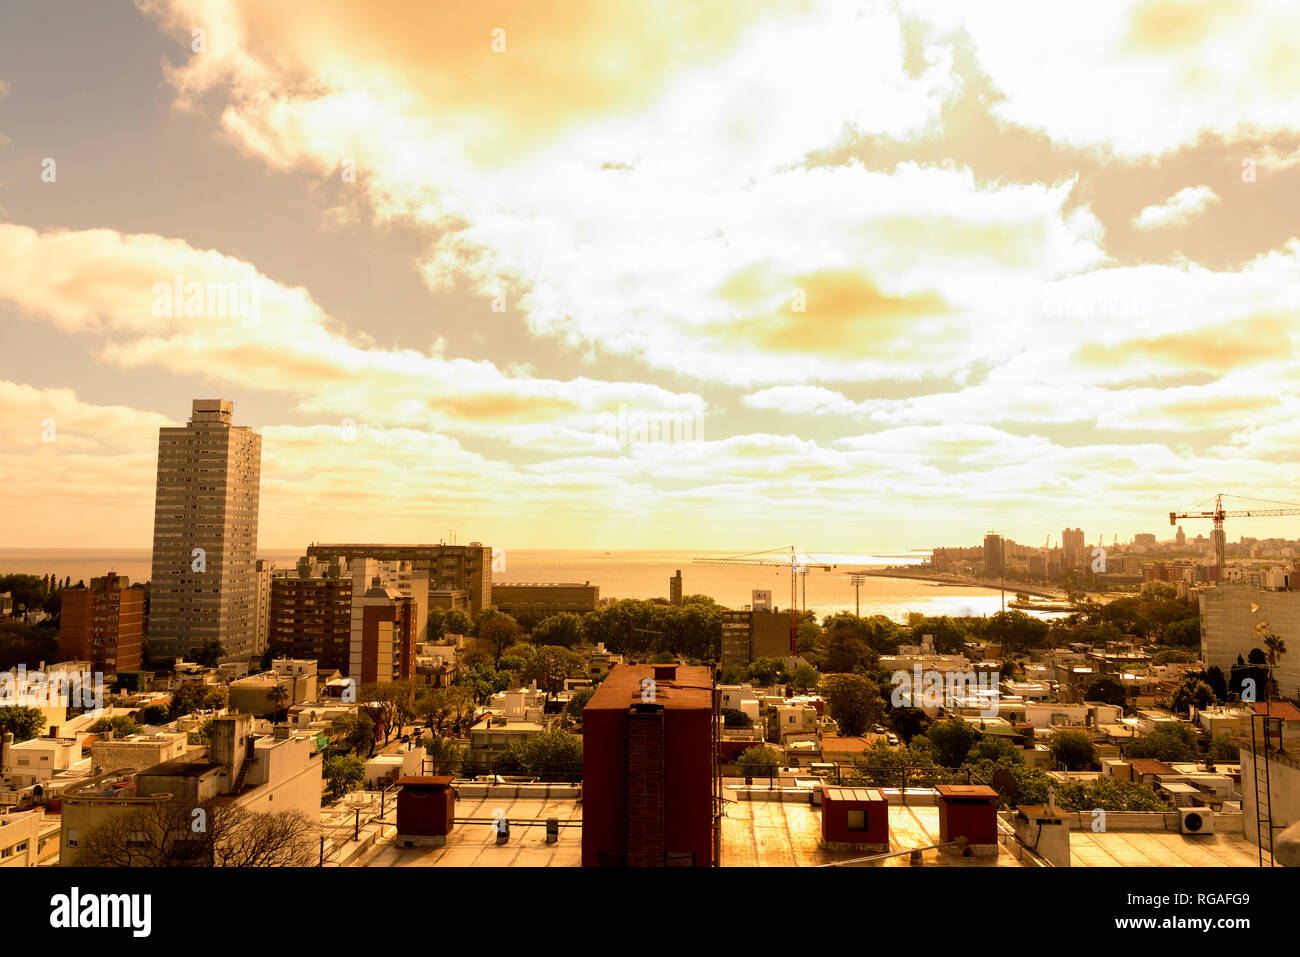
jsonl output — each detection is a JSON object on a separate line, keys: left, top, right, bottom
{"left": 846, "top": 809, "right": 866, "bottom": 831}
{"left": 665, "top": 851, "right": 695, "bottom": 867}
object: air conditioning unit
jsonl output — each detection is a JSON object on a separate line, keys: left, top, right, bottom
{"left": 1179, "top": 807, "right": 1214, "bottom": 835}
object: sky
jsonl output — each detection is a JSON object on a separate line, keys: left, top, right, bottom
{"left": 2, "top": 0, "right": 1300, "bottom": 552}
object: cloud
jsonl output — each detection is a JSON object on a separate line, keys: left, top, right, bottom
{"left": 0, "top": 223, "right": 706, "bottom": 448}
{"left": 1132, "top": 185, "right": 1220, "bottom": 229}
{"left": 918, "top": 1, "right": 1300, "bottom": 155}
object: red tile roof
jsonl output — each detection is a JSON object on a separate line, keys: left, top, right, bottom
{"left": 1253, "top": 702, "right": 1300, "bottom": 721}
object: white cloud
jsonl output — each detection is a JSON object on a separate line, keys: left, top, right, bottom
{"left": 1132, "top": 186, "right": 1220, "bottom": 230}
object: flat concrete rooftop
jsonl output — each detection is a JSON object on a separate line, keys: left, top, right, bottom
{"left": 353, "top": 795, "right": 582, "bottom": 867}
{"left": 720, "top": 792, "right": 1261, "bottom": 867}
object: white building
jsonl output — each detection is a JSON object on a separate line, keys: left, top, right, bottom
{"left": 149, "top": 399, "right": 262, "bottom": 661}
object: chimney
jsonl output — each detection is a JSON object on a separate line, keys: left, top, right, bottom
{"left": 626, "top": 704, "right": 666, "bottom": 867}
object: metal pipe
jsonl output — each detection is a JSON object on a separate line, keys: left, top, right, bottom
{"left": 816, "top": 836, "right": 966, "bottom": 867}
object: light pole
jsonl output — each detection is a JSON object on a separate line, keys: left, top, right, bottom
{"left": 849, "top": 573, "right": 869, "bottom": 618}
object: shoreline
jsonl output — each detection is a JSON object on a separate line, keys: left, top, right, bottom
{"left": 857, "top": 569, "right": 1070, "bottom": 602}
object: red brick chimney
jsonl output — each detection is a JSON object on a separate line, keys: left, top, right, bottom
{"left": 626, "top": 704, "right": 665, "bottom": 866}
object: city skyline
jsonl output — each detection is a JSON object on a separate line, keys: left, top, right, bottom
{"left": 5, "top": 2, "right": 1300, "bottom": 553}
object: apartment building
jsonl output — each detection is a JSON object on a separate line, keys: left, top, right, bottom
{"left": 57, "top": 573, "right": 144, "bottom": 674}
{"left": 149, "top": 399, "right": 262, "bottom": 661}
{"left": 269, "top": 575, "right": 353, "bottom": 673}
{"left": 306, "top": 543, "right": 492, "bottom": 619}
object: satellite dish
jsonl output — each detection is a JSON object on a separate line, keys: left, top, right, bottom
{"left": 990, "top": 768, "right": 1018, "bottom": 805}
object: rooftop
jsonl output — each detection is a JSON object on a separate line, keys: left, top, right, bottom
{"left": 1253, "top": 701, "right": 1300, "bottom": 721}
{"left": 353, "top": 794, "right": 583, "bottom": 867}
{"left": 585, "top": 663, "right": 713, "bottom": 711}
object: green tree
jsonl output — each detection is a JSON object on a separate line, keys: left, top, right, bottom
{"left": 821, "top": 673, "right": 883, "bottom": 737}
{"left": 265, "top": 682, "right": 290, "bottom": 719}
{"left": 886, "top": 706, "right": 928, "bottom": 744}
{"left": 520, "top": 645, "right": 585, "bottom": 697}
{"left": 357, "top": 681, "right": 414, "bottom": 747}
{"left": 1209, "top": 732, "right": 1238, "bottom": 762}
{"left": 1048, "top": 730, "right": 1096, "bottom": 770}
{"left": 476, "top": 615, "right": 522, "bottom": 668}
{"left": 1170, "top": 677, "right": 1215, "bottom": 715}
{"left": 0, "top": 705, "right": 47, "bottom": 742}
{"left": 736, "top": 745, "right": 781, "bottom": 777}
{"left": 421, "top": 734, "right": 463, "bottom": 776}
{"left": 507, "top": 729, "right": 582, "bottom": 781}
{"left": 443, "top": 608, "right": 474, "bottom": 637}
{"left": 1162, "top": 619, "right": 1200, "bottom": 648}
{"left": 89, "top": 715, "right": 142, "bottom": 738}
{"left": 796, "top": 619, "right": 821, "bottom": 654}
{"left": 324, "top": 754, "right": 365, "bottom": 801}
{"left": 1125, "top": 723, "right": 1196, "bottom": 763}
{"left": 194, "top": 640, "right": 225, "bottom": 668}
{"left": 328, "top": 712, "right": 375, "bottom": 757}
{"left": 564, "top": 689, "right": 594, "bottom": 722}
{"left": 187, "top": 717, "right": 215, "bottom": 747}
{"left": 140, "top": 704, "right": 170, "bottom": 725}
{"left": 1083, "top": 674, "right": 1127, "bottom": 708}
{"left": 824, "top": 627, "right": 872, "bottom": 673}
{"left": 966, "top": 735, "right": 1024, "bottom": 765}
{"left": 981, "top": 611, "right": 1049, "bottom": 653}
{"left": 745, "top": 657, "right": 783, "bottom": 686}
{"left": 531, "top": 613, "right": 584, "bottom": 649}
{"left": 722, "top": 708, "right": 752, "bottom": 729}
{"left": 789, "top": 664, "right": 819, "bottom": 691}
{"left": 927, "top": 719, "right": 981, "bottom": 767}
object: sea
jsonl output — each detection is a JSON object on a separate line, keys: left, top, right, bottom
{"left": 0, "top": 547, "right": 1068, "bottom": 623}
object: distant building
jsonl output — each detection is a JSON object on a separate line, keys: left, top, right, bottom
{"left": 59, "top": 713, "right": 323, "bottom": 864}
{"left": 721, "top": 609, "right": 793, "bottom": 669}
{"left": 983, "top": 534, "right": 1004, "bottom": 576}
{"left": 1133, "top": 533, "right": 1157, "bottom": 548}
{"left": 670, "top": 570, "right": 683, "bottom": 606}
{"left": 228, "top": 660, "right": 317, "bottom": 716}
{"left": 1199, "top": 583, "right": 1300, "bottom": 699}
{"left": 1062, "top": 528, "right": 1086, "bottom": 567}
{"left": 58, "top": 573, "right": 144, "bottom": 674}
{"left": 253, "top": 560, "right": 274, "bottom": 655}
{"left": 306, "top": 543, "right": 491, "bottom": 618}
{"left": 269, "top": 576, "right": 353, "bottom": 674}
{"left": 490, "top": 582, "right": 599, "bottom": 618}
{"left": 582, "top": 664, "right": 715, "bottom": 867}
{"left": 353, "top": 587, "right": 416, "bottom": 684}
{"left": 149, "top": 399, "right": 262, "bottom": 661}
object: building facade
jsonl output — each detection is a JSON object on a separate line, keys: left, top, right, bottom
{"left": 581, "top": 664, "right": 715, "bottom": 867}
{"left": 490, "top": 582, "right": 600, "bottom": 619}
{"left": 268, "top": 576, "right": 353, "bottom": 674}
{"left": 57, "top": 573, "right": 144, "bottom": 673}
{"left": 149, "top": 399, "right": 262, "bottom": 661}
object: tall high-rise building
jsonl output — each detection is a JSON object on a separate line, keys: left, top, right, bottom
{"left": 983, "top": 534, "right": 1004, "bottom": 576}
{"left": 669, "top": 570, "right": 683, "bottom": 605}
{"left": 1062, "top": 528, "right": 1086, "bottom": 567}
{"left": 58, "top": 573, "right": 144, "bottom": 674}
{"left": 149, "top": 399, "right": 262, "bottom": 662}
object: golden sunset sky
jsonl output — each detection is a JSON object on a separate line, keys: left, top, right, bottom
{"left": 3, "top": 0, "right": 1300, "bottom": 550}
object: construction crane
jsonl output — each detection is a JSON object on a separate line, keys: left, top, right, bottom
{"left": 692, "top": 546, "right": 836, "bottom": 654}
{"left": 1170, "top": 493, "right": 1300, "bottom": 575}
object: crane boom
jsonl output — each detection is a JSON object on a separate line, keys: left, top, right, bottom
{"left": 1169, "top": 493, "right": 1300, "bottom": 574}
{"left": 692, "top": 546, "right": 836, "bottom": 653}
